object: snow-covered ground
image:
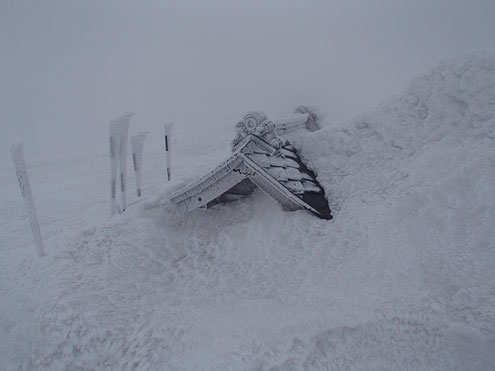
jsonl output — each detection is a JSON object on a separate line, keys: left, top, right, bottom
{"left": 1, "top": 52, "right": 495, "bottom": 370}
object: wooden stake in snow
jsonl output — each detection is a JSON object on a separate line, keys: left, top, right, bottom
{"left": 118, "top": 117, "right": 130, "bottom": 211}
{"left": 131, "top": 132, "right": 149, "bottom": 197}
{"left": 164, "top": 124, "right": 173, "bottom": 181}
{"left": 109, "top": 120, "right": 123, "bottom": 216}
{"left": 10, "top": 143, "right": 46, "bottom": 257}
{"left": 109, "top": 112, "right": 135, "bottom": 216}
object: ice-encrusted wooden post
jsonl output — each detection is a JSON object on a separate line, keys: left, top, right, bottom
{"left": 118, "top": 117, "right": 130, "bottom": 211}
{"left": 109, "top": 112, "right": 135, "bottom": 216}
{"left": 131, "top": 132, "right": 149, "bottom": 197}
{"left": 109, "top": 120, "right": 123, "bottom": 216}
{"left": 164, "top": 124, "right": 173, "bottom": 181}
{"left": 10, "top": 143, "right": 45, "bottom": 257}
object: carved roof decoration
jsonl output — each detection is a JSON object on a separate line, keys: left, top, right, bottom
{"left": 168, "top": 107, "right": 332, "bottom": 219}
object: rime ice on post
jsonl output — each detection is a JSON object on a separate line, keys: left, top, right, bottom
{"left": 118, "top": 117, "right": 130, "bottom": 211}
{"left": 131, "top": 132, "right": 149, "bottom": 197}
{"left": 109, "top": 121, "right": 123, "bottom": 216}
{"left": 109, "top": 112, "right": 135, "bottom": 216}
{"left": 164, "top": 124, "right": 173, "bottom": 181}
{"left": 10, "top": 143, "right": 46, "bottom": 257}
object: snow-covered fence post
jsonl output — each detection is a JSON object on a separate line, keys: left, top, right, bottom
{"left": 131, "top": 132, "right": 149, "bottom": 197}
{"left": 10, "top": 143, "right": 45, "bottom": 257}
{"left": 109, "top": 112, "right": 135, "bottom": 216}
{"left": 118, "top": 117, "right": 130, "bottom": 212}
{"left": 109, "top": 120, "right": 123, "bottom": 216}
{"left": 164, "top": 124, "right": 173, "bottom": 181}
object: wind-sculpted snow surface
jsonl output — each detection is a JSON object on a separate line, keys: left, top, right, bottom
{"left": 1, "top": 53, "right": 494, "bottom": 370}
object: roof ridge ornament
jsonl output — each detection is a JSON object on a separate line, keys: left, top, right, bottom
{"left": 232, "top": 112, "right": 285, "bottom": 153}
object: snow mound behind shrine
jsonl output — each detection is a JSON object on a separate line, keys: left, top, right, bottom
{"left": 1, "top": 52, "right": 495, "bottom": 370}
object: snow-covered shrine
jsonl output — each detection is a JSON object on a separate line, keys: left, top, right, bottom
{"left": 168, "top": 107, "right": 332, "bottom": 219}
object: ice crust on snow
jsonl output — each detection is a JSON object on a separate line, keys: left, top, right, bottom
{"left": 1, "top": 52, "right": 495, "bottom": 370}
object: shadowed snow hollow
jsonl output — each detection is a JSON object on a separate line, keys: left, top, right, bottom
{"left": 1, "top": 52, "right": 494, "bottom": 370}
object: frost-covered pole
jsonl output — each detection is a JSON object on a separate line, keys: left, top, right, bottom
{"left": 109, "top": 120, "right": 123, "bottom": 216}
{"left": 10, "top": 143, "right": 45, "bottom": 257}
{"left": 164, "top": 124, "right": 173, "bottom": 181}
{"left": 109, "top": 112, "right": 135, "bottom": 215}
{"left": 131, "top": 132, "right": 149, "bottom": 197}
{"left": 118, "top": 117, "right": 130, "bottom": 212}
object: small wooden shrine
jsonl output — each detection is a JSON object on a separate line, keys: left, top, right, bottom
{"left": 168, "top": 107, "right": 332, "bottom": 219}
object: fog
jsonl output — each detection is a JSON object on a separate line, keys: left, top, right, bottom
{"left": 1, "top": 0, "right": 494, "bottom": 159}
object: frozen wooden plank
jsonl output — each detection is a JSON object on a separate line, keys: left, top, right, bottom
{"left": 266, "top": 167, "right": 288, "bottom": 181}
{"left": 302, "top": 180, "right": 322, "bottom": 193}
{"left": 286, "top": 167, "right": 303, "bottom": 181}
{"left": 247, "top": 153, "right": 270, "bottom": 168}
{"left": 284, "top": 181, "right": 305, "bottom": 194}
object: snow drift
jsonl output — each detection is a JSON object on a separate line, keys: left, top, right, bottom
{"left": 1, "top": 52, "right": 494, "bottom": 370}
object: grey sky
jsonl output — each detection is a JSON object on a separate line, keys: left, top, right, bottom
{"left": 1, "top": 0, "right": 494, "bottom": 159}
